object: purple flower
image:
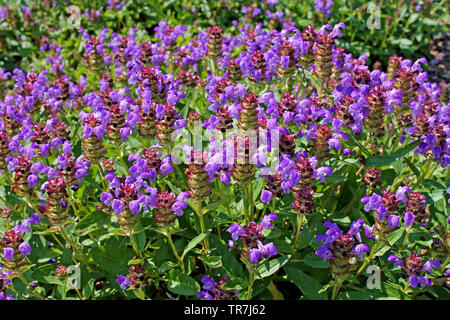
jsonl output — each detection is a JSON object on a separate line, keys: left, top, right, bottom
{"left": 351, "top": 244, "right": 369, "bottom": 258}
{"left": 18, "top": 242, "right": 31, "bottom": 256}
{"left": 100, "top": 192, "right": 114, "bottom": 206}
{"left": 3, "top": 248, "right": 14, "bottom": 261}
{"left": 257, "top": 241, "right": 277, "bottom": 259}
{"left": 228, "top": 224, "right": 245, "bottom": 241}
{"left": 314, "top": 0, "right": 334, "bottom": 18}
{"left": 171, "top": 191, "right": 190, "bottom": 216}
{"left": 200, "top": 276, "right": 216, "bottom": 291}
{"left": 260, "top": 190, "right": 273, "bottom": 204}
{"left": 396, "top": 185, "right": 411, "bottom": 205}
{"left": 363, "top": 224, "right": 375, "bottom": 239}
{"left": 422, "top": 260, "right": 440, "bottom": 273}
{"left": 409, "top": 275, "right": 419, "bottom": 288}
{"left": 112, "top": 199, "right": 125, "bottom": 215}
{"left": 404, "top": 212, "right": 415, "bottom": 227}
{"left": 361, "top": 193, "right": 383, "bottom": 212}
{"left": 249, "top": 248, "right": 261, "bottom": 264}
{"left": 116, "top": 275, "right": 132, "bottom": 290}
{"left": 24, "top": 212, "right": 41, "bottom": 225}
{"left": 197, "top": 291, "right": 214, "bottom": 300}
{"left": 220, "top": 172, "right": 230, "bottom": 185}
{"left": 159, "top": 161, "right": 173, "bottom": 176}
{"left": 315, "top": 246, "right": 333, "bottom": 261}
{"left": 260, "top": 213, "right": 277, "bottom": 230}
{"left": 315, "top": 166, "right": 332, "bottom": 182}
{"left": 129, "top": 200, "right": 140, "bottom": 215}
{"left": 27, "top": 175, "right": 38, "bottom": 189}
{"left": 387, "top": 215, "right": 400, "bottom": 229}
{"left": 388, "top": 254, "right": 404, "bottom": 268}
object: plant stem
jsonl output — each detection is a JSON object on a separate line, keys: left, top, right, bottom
{"left": 51, "top": 233, "right": 65, "bottom": 250}
{"left": 403, "top": 281, "right": 410, "bottom": 295}
{"left": 95, "top": 161, "right": 109, "bottom": 191}
{"left": 213, "top": 211, "right": 222, "bottom": 241}
{"left": 398, "top": 229, "right": 411, "bottom": 255}
{"left": 247, "top": 270, "right": 255, "bottom": 300}
{"left": 292, "top": 213, "right": 304, "bottom": 254}
{"left": 129, "top": 229, "right": 141, "bottom": 257}
{"left": 219, "top": 182, "right": 232, "bottom": 219}
{"left": 166, "top": 233, "right": 185, "bottom": 274}
{"left": 241, "top": 184, "right": 249, "bottom": 225}
{"left": 72, "top": 283, "right": 83, "bottom": 300}
{"left": 331, "top": 280, "right": 342, "bottom": 300}
{"left": 197, "top": 201, "right": 209, "bottom": 252}
{"left": 248, "top": 182, "right": 254, "bottom": 221}
{"left": 356, "top": 135, "right": 371, "bottom": 158}
{"left": 137, "top": 287, "right": 146, "bottom": 300}
{"left": 439, "top": 254, "right": 449, "bottom": 272}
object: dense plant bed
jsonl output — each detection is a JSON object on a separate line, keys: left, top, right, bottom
{"left": 0, "top": 1, "right": 448, "bottom": 301}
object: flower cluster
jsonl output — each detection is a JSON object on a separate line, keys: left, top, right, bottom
{"left": 228, "top": 213, "right": 278, "bottom": 265}
{"left": 388, "top": 253, "right": 440, "bottom": 288}
{"left": 197, "top": 275, "right": 240, "bottom": 300}
{"left": 316, "top": 219, "right": 369, "bottom": 280}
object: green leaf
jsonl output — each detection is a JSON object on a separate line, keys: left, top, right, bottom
{"left": 302, "top": 253, "right": 329, "bottom": 269}
{"left": 388, "top": 228, "right": 404, "bottom": 246}
{"left": 374, "top": 245, "right": 391, "bottom": 257}
{"left": 134, "top": 231, "right": 147, "bottom": 252}
{"left": 82, "top": 278, "right": 95, "bottom": 299}
{"left": 296, "top": 230, "right": 314, "bottom": 250}
{"left": 75, "top": 210, "right": 109, "bottom": 232}
{"left": 365, "top": 156, "right": 397, "bottom": 167}
{"left": 366, "top": 140, "right": 420, "bottom": 167}
{"left": 220, "top": 278, "right": 248, "bottom": 291}
{"left": 325, "top": 175, "right": 346, "bottom": 183}
{"left": 390, "top": 140, "right": 421, "bottom": 159}
{"left": 198, "top": 255, "right": 222, "bottom": 268}
{"left": 158, "top": 261, "right": 178, "bottom": 274}
{"left": 256, "top": 255, "right": 290, "bottom": 279}
{"left": 209, "top": 235, "right": 244, "bottom": 277}
{"left": 167, "top": 270, "right": 200, "bottom": 296}
{"left": 284, "top": 265, "right": 327, "bottom": 300}
{"left": 404, "top": 157, "right": 421, "bottom": 178}
{"left": 181, "top": 233, "right": 207, "bottom": 260}
{"left": 89, "top": 246, "right": 134, "bottom": 275}
{"left": 337, "top": 290, "right": 379, "bottom": 300}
